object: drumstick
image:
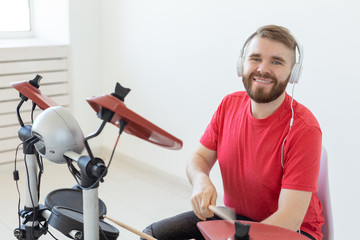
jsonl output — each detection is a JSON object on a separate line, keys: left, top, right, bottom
{"left": 209, "top": 205, "right": 235, "bottom": 223}
{"left": 104, "top": 215, "right": 157, "bottom": 240}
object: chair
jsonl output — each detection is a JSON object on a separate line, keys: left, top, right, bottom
{"left": 317, "top": 146, "right": 334, "bottom": 240}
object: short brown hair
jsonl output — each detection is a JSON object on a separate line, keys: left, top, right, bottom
{"left": 256, "top": 25, "right": 297, "bottom": 50}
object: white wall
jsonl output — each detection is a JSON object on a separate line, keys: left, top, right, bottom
{"left": 68, "top": 0, "right": 105, "bottom": 144}
{"left": 33, "top": 0, "right": 69, "bottom": 44}
{"left": 69, "top": 0, "right": 360, "bottom": 238}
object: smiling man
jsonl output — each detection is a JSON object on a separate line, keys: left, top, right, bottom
{"left": 142, "top": 25, "right": 324, "bottom": 240}
{"left": 243, "top": 37, "right": 293, "bottom": 103}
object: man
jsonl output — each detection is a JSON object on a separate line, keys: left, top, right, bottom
{"left": 142, "top": 25, "right": 324, "bottom": 240}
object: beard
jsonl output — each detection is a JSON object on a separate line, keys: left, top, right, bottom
{"left": 242, "top": 71, "right": 289, "bottom": 103}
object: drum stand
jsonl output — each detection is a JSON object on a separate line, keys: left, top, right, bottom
{"left": 14, "top": 125, "right": 117, "bottom": 240}
{"left": 13, "top": 124, "right": 50, "bottom": 239}
{"left": 62, "top": 151, "right": 107, "bottom": 240}
{"left": 13, "top": 97, "right": 118, "bottom": 240}
{"left": 62, "top": 119, "right": 111, "bottom": 240}
{"left": 11, "top": 79, "right": 182, "bottom": 240}
{"left": 44, "top": 111, "right": 121, "bottom": 240}
{"left": 14, "top": 126, "right": 118, "bottom": 240}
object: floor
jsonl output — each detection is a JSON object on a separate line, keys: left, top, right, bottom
{"left": 0, "top": 152, "right": 195, "bottom": 240}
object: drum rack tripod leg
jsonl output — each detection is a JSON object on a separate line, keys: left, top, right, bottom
{"left": 83, "top": 188, "right": 100, "bottom": 240}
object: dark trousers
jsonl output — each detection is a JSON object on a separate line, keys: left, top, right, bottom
{"left": 142, "top": 210, "right": 315, "bottom": 240}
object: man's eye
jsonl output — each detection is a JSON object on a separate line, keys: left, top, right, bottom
{"left": 250, "top": 58, "right": 261, "bottom": 62}
{"left": 273, "top": 61, "right": 282, "bottom": 65}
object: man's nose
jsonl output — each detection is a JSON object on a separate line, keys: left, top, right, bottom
{"left": 257, "top": 62, "right": 271, "bottom": 74}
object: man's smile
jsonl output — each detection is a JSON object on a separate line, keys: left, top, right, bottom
{"left": 253, "top": 76, "right": 273, "bottom": 85}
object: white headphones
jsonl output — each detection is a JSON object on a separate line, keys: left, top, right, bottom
{"left": 236, "top": 32, "right": 304, "bottom": 84}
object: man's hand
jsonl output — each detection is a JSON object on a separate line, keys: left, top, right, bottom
{"left": 186, "top": 145, "right": 218, "bottom": 221}
{"left": 190, "top": 174, "right": 217, "bottom": 220}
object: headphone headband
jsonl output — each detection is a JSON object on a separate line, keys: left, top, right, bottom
{"left": 237, "top": 33, "right": 303, "bottom": 84}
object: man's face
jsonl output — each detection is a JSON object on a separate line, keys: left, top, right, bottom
{"left": 242, "top": 36, "right": 295, "bottom": 103}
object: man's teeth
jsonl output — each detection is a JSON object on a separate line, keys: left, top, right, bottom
{"left": 255, "top": 79, "right": 271, "bottom": 83}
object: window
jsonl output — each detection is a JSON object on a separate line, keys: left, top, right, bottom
{"left": 0, "top": 0, "right": 33, "bottom": 38}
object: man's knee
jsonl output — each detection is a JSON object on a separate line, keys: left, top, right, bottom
{"left": 140, "top": 224, "right": 154, "bottom": 240}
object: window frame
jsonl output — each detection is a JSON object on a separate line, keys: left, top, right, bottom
{"left": 0, "top": 0, "right": 35, "bottom": 39}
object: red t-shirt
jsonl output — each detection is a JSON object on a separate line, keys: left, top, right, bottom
{"left": 200, "top": 91, "right": 324, "bottom": 240}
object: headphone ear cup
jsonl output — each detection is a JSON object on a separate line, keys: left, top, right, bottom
{"left": 289, "top": 63, "right": 302, "bottom": 84}
{"left": 237, "top": 56, "right": 245, "bottom": 77}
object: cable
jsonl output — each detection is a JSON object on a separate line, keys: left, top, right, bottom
{"left": 39, "top": 221, "right": 59, "bottom": 240}
{"left": 289, "top": 81, "right": 296, "bottom": 127}
{"left": 31, "top": 102, "right": 37, "bottom": 124}
{"left": 23, "top": 146, "right": 37, "bottom": 240}
{"left": 16, "top": 99, "right": 26, "bottom": 127}
{"left": 15, "top": 181, "right": 21, "bottom": 228}
{"left": 82, "top": 132, "right": 121, "bottom": 190}
{"left": 281, "top": 83, "right": 296, "bottom": 169}
{"left": 15, "top": 142, "right": 55, "bottom": 239}
{"left": 13, "top": 132, "right": 41, "bottom": 239}
{"left": 106, "top": 132, "right": 121, "bottom": 170}
{"left": 13, "top": 142, "right": 23, "bottom": 232}
{"left": 65, "top": 157, "right": 81, "bottom": 185}
{"left": 36, "top": 154, "right": 44, "bottom": 201}
{"left": 22, "top": 137, "right": 44, "bottom": 239}
{"left": 82, "top": 120, "right": 126, "bottom": 190}
{"left": 28, "top": 137, "right": 43, "bottom": 214}
{"left": 106, "top": 119, "right": 126, "bottom": 171}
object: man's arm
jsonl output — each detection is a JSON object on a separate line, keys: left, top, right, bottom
{"left": 261, "top": 189, "right": 312, "bottom": 231}
{"left": 186, "top": 144, "right": 218, "bottom": 220}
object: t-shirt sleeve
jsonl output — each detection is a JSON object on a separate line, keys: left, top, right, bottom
{"left": 200, "top": 99, "right": 225, "bottom": 151}
{"left": 281, "top": 126, "right": 322, "bottom": 192}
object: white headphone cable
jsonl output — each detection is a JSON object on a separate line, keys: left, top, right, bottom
{"left": 281, "top": 83, "right": 296, "bottom": 168}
